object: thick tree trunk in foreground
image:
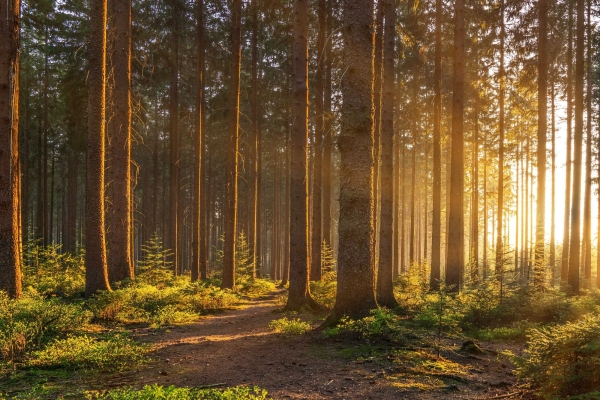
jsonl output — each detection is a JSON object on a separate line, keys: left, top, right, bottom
{"left": 109, "top": 0, "right": 133, "bottom": 282}
{"left": 377, "top": 0, "right": 398, "bottom": 309}
{"left": 533, "top": 0, "right": 547, "bottom": 289}
{"left": 326, "top": 0, "right": 378, "bottom": 323}
{"left": 285, "top": 0, "right": 319, "bottom": 311}
{"left": 85, "top": 0, "right": 111, "bottom": 297}
{"left": 568, "top": 0, "right": 584, "bottom": 294}
{"left": 0, "top": 0, "right": 22, "bottom": 298}
{"left": 446, "top": 0, "right": 466, "bottom": 292}
{"left": 222, "top": 0, "right": 242, "bottom": 289}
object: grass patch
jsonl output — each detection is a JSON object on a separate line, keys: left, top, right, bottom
{"left": 86, "top": 384, "right": 268, "bottom": 400}
{"left": 27, "top": 333, "right": 150, "bottom": 371}
{"left": 268, "top": 318, "right": 311, "bottom": 335}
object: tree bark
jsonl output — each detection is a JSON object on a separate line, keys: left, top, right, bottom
{"left": 0, "top": 0, "right": 22, "bottom": 298}
{"left": 581, "top": 0, "right": 592, "bottom": 286}
{"left": 496, "top": 1, "right": 505, "bottom": 281}
{"left": 430, "top": 0, "right": 442, "bottom": 290}
{"left": 568, "top": 0, "right": 584, "bottom": 294}
{"left": 377, "top": 0, "right": 398, "bottom": 308}
{"left": 250, "top": 0, "right": 259, "bottom": 278}
{"left": 109, "top": 0, "right": 133, "bottom": 282}
{"left": 446, "top": 0, "right": 466, "bottom": 292}
{"left": 321, "top": 0, "right": 333, "bottom": 251}
{"left": 168, "top": 0, "right": 179, "bottom": 274}
{"left": 286, "top": 0, "right": 319, "bottom": 311}
{"left": 310, "top": 0, "right": 326, "bottom": 282}
{"left": 222, "top": 0, "right": 242, "bottom": 289}
{"left": 85, "top": 0, "right": 111, "bottom": 297}
{"left": 326, "top": 0, "right": 378, "bottom": 323}
{"left": 534, "top": 0, "right": 547, "bottom": 289}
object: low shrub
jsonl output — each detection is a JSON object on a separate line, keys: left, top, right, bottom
{"left": 86, "top": 384, "right": 268, "bottom": 400}
{"left": 89, "top": 283, "right": 238, "bottom": 327}
{"left": 310, "top": 271, "right": 336, "bottom": 309}
{"left": 509, "top": 313, "right": 600, "bottom": 398}
{"left": 236, "top": 278, "right": 276, "bottom": 298}
{"left": 28, "top": 333, "right": 149, "bottom": 371}
{"left": 0, "top": 290, "right": 90, "bottom": 362}
{"left": 268, "top": 318, "right": 311, "bottom": 335}
{"left": 325, "top": 308, "right": 417, "bottom": 344}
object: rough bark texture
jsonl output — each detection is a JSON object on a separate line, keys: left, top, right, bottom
{"left": 310, "top": 0, "right": 326, "bottom": 282}
{"left": 534, "top": 0, "right": 547, "bottom": 289}
{"left": 85, "top": 0, "right": 111, "bottom": 297}
{"left": 430, "top": 0, "right": 442, "bottom": 291}
{"left": 568, "top": 0, "right": 584, "bottom": 294}
{"left": 321, "top": 0, "right": 333, "bottom": 250}
{"left": 0, "top": 0, "right": 22, "bottom": 298}
{"left": 285, "top": 0, "right": 319, "bottom": 312}
{"left": 327, "top": 0, "right": 378, "bottom": 323}
{"left": 250, "top": 0, "right": 259, "bottom": 278}
{"left": 222, "top": 0, "right": 242, "bottom": 289}
{"left": 168, "top": 0, "right": 179, "bottom": 274}
{"left": 376, "top": 0, "right": 398, "bottom": 309}
{"left": 108, "top": 0, "right": 133, "bottom": 282}
{"left": 446, "top": 0, "right": 466, "bottom": 292}
{"left": 192, "top": 0, "right": 205, "bottom": 282}
{"left": 372, "top": 0, "right": 384, "bottom": 263}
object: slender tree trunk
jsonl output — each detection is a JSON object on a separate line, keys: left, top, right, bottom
{"left": 471, "top": 115, "right": 479, "bottom": 282}
{"left": 372, "top": 0, "right": 384, "bottom": 263}
{"left": 561, "top": 2, "right": 574, "bottom": 285}
{"left": 496, "top": 1, "right": 505, "bottom": 280}
{"left": 430, "top": 0, "right": 442, "bottom": 290}
{"left": 168, "top": 0, "right": 180, "bottom": 274}
{"left": 568, "top": 0, "right": 584, "bottom": 294}
{"left": 321, "top": 0, "right": 333, "bottom": 250}
{"left": 310, "top": 0, "right": 326, "bottom": 282}
{"left": 410, "top": 77, "right": 417, "bottom": 266}
{"left": 550, "top": 83, "right": 556, "bottom": 285}
{"left": 222, "top": 0, "right": 242, "bottom": 289}
{"left": 377, "top": 0, "right": 398, "bottom": 308}
{"left": 108, "top": 0, "right": 133, "bottom": 282}
{"left": 534, "top": 0, "right": 547, "bottom": 289}
{"left": 192, "top": 0, "right": 205, "bottom": 281}
{"left": 581, "top": 0, "right": 592, "bottom": 285}
{"left": 326, "top": 0, "right": 378, "bottom": 323}
{"left": 85, "top": 0, "right": 111, "bottom": 297}
{"left": 250, "top": 0, "right": 259, "bottom": 278}
{"left": 0, "top": 0, "right": 22, "bottom": 298}
{"left": 286, "top": 0, "right": 319, "bottom": 311}
{"left": 446, "top": 0, "right": 466, "bottom": 291}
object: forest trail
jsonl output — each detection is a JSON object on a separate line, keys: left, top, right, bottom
{"left": 121, "top": 291, "right": 526, "bottom": 399}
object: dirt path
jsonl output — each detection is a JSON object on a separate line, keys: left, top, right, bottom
{"left": 124, "top": 292, "right": 528, "bottom": 399}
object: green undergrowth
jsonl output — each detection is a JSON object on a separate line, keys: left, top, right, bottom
{"left": 85, "top": 384, "right": 268, "bottom": 400}
{"left": 269, "top": 317, "right": 311, "bottom": 335}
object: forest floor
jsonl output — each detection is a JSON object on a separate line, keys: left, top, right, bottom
{"left": 92, "top": 290, "right": 535, "bottom": 400}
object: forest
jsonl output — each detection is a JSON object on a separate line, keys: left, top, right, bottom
{"left": 1, "top": 0, "right": 600, "bottom": 397}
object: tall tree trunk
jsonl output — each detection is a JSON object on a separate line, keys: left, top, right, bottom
{"left": 496, "top": 1, "right": 505, "bottom": 281}
{"left": 582, "top": 0, "right": 592, "bottom": 285}
{"left": 561, "top": 1, "right": 574, "bottom": 285}
{"left": 109, "top": 0, "right": 133, "bottom": 282}
{"left": 446, "top": 0, "right": 466, "bottom": 292}
{"left": 568, "top": 0, "right": 584, "bottom": 294}
{"left": 222, "top": 0, "right": 242, "bottom": 289}
{"left": 311, "top": 0, "right": 326, "bottom": 282}
{"left": 483, "top": 146, "right": 488, "bottom": 279}
{"left": 534, "top": 0, "right": 547, "bottom": 289}
{"left": 85, "top": 0, "right": 111, "bottom": 297}
{"left": 471, "top": 115, "right": 479, "bottom": 282}
{"left": 286, "top": 0, "right": 319, "bottom": 311}
{"left": 168, "top": 0, "right": 180, "bottom": 274}
{"left": 321, "top": 0, "right": 333, "bottom": 250}
{"left": 250, "top": 0, "right": 259, "bottom": 278}
{"left": 192, "top": 0, "right": 205, "bottom": 281}
{"left": 0, "top": 0, "right": 22, "bottom": 298}
{"left": 430, "top": 0, "right": 442, "bottom": 290}
{"left": 327, "top": 0, "right": 378, "bottom": 323}
{"left": 377, "top": 0, "right": 398, "bottom": 308}
{"left": 372, "top": 0, "right": 384, "bottom": 263}
{"left": 550, "top": 83, "right": 556, "bottom": 285}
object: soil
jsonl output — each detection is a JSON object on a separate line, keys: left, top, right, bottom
{"left": 116, "top": 291, "right": 533, "bottom": 399}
